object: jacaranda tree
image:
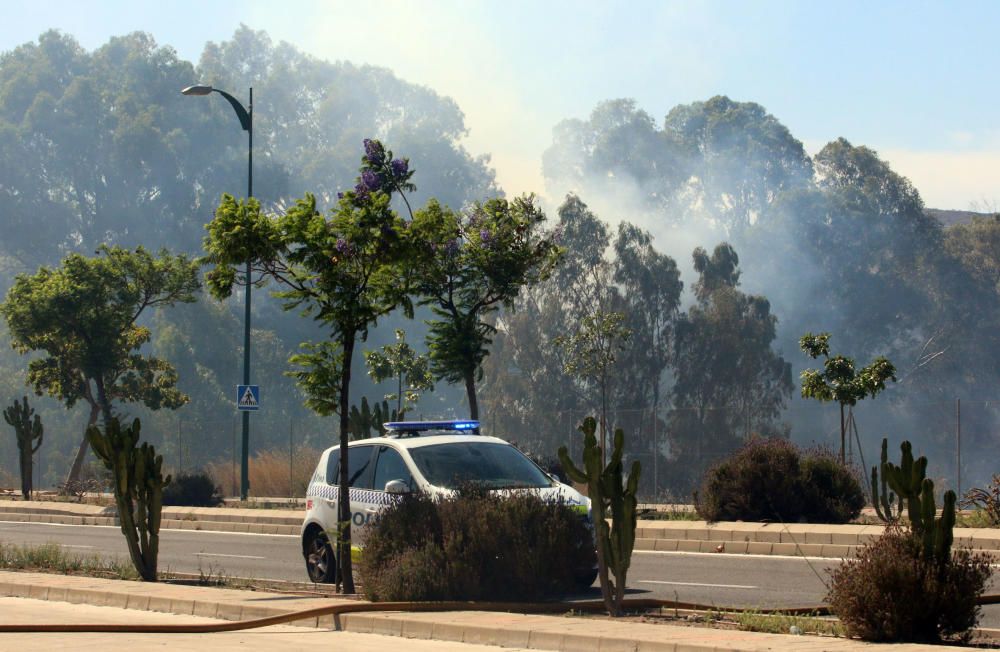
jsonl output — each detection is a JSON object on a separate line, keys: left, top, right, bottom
{"left": 203, "top": 139, "right": 415, "bottom": 594}
{"left": 409, "top": 196, "right": 561, "bottom": 419}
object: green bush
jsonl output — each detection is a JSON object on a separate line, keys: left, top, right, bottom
{"left": 360, "top": 488, "right": 596, "bottom": 601}
{"left": 826, "top": 526, "right": 992, "bottom": 643}
{"left": 694, "top": 438, "right": 864, "bottom": 523}
{"left": 162, "top": 472, "right": 223, "bottom": 507}
{"left": 800, "top": 451, "right": 865, "bottom": 523}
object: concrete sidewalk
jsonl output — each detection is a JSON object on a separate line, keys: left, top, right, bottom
{"left": 0, "top": 499, "right": 301, "bottom": 535}
{"left": 0, "top": 570, "right": 974, "bottom": 651}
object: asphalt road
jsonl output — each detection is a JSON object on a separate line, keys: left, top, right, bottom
{"left": 2, "top": 520, "right": 998, "bottom": 626}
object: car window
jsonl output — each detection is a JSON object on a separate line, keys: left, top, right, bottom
{"left": 372, "top": 446, "right": 413, "bottom": 492}
{"left": 325, "top": 445, "right": 375, "bottom": 488}
{"left": 408, "top": 442, "right": 553, "bottom": 489}
{"left": 326, "top": 452, "right": 338, "bottom": 485}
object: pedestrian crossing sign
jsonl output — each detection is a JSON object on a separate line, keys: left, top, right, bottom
{"left": 237, "top": 385, "right": 260, "bottom": 411}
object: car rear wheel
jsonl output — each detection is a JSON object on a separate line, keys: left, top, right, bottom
{"left": 305, "top": 529, "right": 337, "bottom": 583}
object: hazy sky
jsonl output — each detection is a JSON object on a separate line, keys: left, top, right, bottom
{"left": 3, "top": 0, "right": 999, "bottom": 210}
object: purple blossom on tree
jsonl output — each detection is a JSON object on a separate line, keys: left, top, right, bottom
{"left": 479, "top": 228, "right": 493, "bottom": 245}
{"left": 444, "top": 239, "right": 460, "bottom": 256}
{"left": 353, "top": 183, "right": 369, "bottom": 201}
{"left": 335, "top": 238, "right": 349, "bottom": 254}
{"left": 363, "top": 138, "right": 385, "bottom": 166}
{"left": 361, "top": 170, "right": 381, "bottom": 192}
{"left": 390, "top": 158, "right": 408, "bottom": 178}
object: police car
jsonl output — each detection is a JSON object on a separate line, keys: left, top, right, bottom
{"left": 301, "top": 420, "right": 596, "bottom": 585}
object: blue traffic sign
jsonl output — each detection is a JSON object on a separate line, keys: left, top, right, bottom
{"left": 237, "top": 385, "right": 260, "bottom": 411}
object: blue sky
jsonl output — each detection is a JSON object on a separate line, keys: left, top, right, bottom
{"left": 3, "top": 0, "right": 999, "bottom": 209}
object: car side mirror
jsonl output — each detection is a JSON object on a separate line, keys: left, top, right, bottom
{"left": 384, "top": 479, "right": 410, "bottom": 494}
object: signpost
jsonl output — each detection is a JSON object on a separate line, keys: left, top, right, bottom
{"left": 237, "top": 385, "right": 260, "bottom": 411}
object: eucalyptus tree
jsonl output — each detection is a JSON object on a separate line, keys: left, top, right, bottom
{"left": 203, "top": 139, "right": 415, "bottom": 594}
{"left": 669, "top": 244, "right": 792, "bottom": 489}
{"left": 0, "top": 245, "right": 199, "bottom": 485}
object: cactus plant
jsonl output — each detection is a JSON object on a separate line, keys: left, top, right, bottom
{"left": 3, "top": 396, "right": 43, "bottom": 499}
{"left": 558, "top": 416, "right": 641, "bottom": 616}
{"left": 872, "top": 438, "right": 956, "bottom": 565}
{"left": 872, "top": 439, "right": 927, "bottom": 525}
{"left": 86, "top": 417, "right": 170, "bottom": 581}
{"left": 348, "top": 398, "right": 402, "bottom": 440}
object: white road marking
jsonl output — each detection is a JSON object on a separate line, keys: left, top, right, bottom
{"left": 58, "top": 544, "right": 94, "bottom": 549}
{"left": 635, "top": 549, "right": 830, "bottom": 562}
{"left": 194, "top": 552, "right": 266, "bottom": 560}
{"left": 639, "top": 580, "right": 758, "bottom": 589}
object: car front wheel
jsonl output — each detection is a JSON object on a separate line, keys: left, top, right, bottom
{"left": 305, "top": 529, "right": 337, "bottom": 583}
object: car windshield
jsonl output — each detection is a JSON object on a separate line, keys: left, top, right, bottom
{"left": 408, "top": 442, "right": 553, "bottom": 489}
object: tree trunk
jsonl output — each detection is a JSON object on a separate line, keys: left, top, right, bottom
{"left": 65, "top": 402, "right": 101, "bottom": 488}
{"left": 464, "top": 368, "right": 479, "bottom": 420}
{"left": 338, "top": 331, "right": 356, "bottom": 594}
{"left": 839, "top": 403, "right": 846, "bottom": 464}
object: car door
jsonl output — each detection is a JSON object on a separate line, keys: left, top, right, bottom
{"left": 344, "top": 444, "right": 377, "bottom": 550}
{"left": 324, "top": 444, "right": 377, "bottom": 555}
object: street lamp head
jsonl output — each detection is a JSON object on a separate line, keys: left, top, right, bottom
{"left": 181, "top": 84, "right": 214, "bottom": 96}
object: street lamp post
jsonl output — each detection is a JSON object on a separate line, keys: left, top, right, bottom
{"left": 182, "top": 84, "right": 253, "bottom": 501}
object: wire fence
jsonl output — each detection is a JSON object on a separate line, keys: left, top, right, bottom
{"left": 2, "top": 398, "right": 997, "bottom": 503}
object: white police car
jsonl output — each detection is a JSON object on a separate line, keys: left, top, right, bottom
{"left": 300, "top": 420, "right": 595, "bottom": 585}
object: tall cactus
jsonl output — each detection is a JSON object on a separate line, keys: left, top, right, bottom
{"left": 348, "top": 398, "right": 402, "bottom": 439}
{"left": 87, "top": 417, "right": 170, "bottom": 581}
{"left": 3, "top": 397, "right": 43, "bottom": 500}
{"left": 872, "top": 438, "right": 956, "bottom": 566}
{"left": 558, "top": 416, "right": 641, "bottom": 616}
{"left": 872, "top": 439, "right": 927, "bottom": 525}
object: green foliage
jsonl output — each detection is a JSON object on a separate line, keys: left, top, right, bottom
{"left": 695, "top": 438, "right": 864, "bottom": 524}
{"left": 1, "top": 245, "right": 198, "bottom": 486}
{"left": 364, "top": 329, "right": 433, "bottom": 414}
{"left": 203, "top": 138, "right": 418, "bottom": 595}
{"left": 409, "top": 195, "right": 561, "bottom": 418}
{"left": 558, "top": 416, "right": 640, "bottom": 616}
{"left": 800, "top": 332, "right": 896, "bottom": 462}
{"left": 86, "top": 417, "right": 169, "bottom": 581}
{"left": 360, "top": 490, "right": 595, "bottom": 601}
{"left": 669, "top": 245, "right": 792, "bottom": 485}
{"left": 3, "top": 396, "right": 43, "bottom": 499}
{"left": 827, "top": 526, "right": 992, "bottom": 643}
{"left": 162, "top": 472, "right": 222, "bottom": 507}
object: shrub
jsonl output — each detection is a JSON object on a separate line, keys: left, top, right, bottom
{"left": 800, "top": 452, "right": 865, "bottom": 523}
{"left": 826, "top": 526, "right": 992, "bottom": 643}
{"left": 360, "top": 488, "right": 596, "bottom": 602}
{"left": 695, "top": 437, "right": 804, "bottom": 522}
{"left": 162, "top": 472, "right": 223, "bottom": 507}
{"left": 695, "top": 438, "right": 864, "bottom": 523}
{"left": 961, "top": 474, "right": 1000, "bottom": 526}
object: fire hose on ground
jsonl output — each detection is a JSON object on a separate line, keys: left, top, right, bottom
{"left": 2, "top": 594, "right": 1000, "bottom": 634}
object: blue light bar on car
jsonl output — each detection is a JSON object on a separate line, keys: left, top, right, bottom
{"left": 383, "top": 420, "right": 480, "bottom": 432}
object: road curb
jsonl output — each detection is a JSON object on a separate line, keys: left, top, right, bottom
{"left": 0, "top": 570, "right": 971, "bottom": 651}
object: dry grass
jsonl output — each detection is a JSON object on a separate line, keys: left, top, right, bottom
{"left": 204, "top": 446, "right": 319, "bottom": 498}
